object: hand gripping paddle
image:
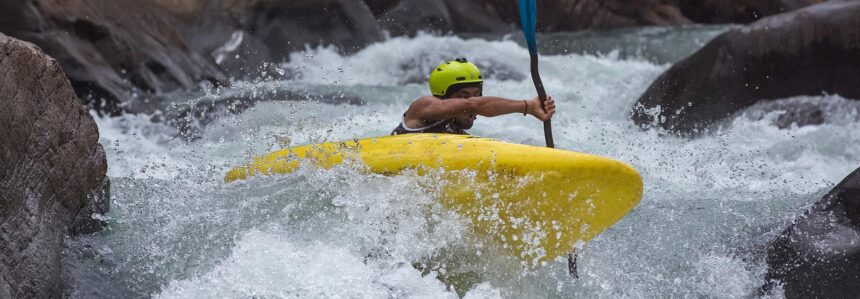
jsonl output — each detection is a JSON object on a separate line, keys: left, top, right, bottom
{"left": 518, "top": 0, "right": 576, "bottom": 278}
{"left": 518, "top": 0, "right": 555, "bottom": 149}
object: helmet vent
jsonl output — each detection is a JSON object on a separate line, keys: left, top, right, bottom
{"left": 456, "top": 77, "right": 466, "bottom": 81}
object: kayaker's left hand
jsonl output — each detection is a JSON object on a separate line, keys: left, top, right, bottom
{"left": 529, "top": 96, "right": 555, "bottom": 121}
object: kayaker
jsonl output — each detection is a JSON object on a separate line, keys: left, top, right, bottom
{"left": 392, "top": 58, "right": 555, "bottom": 135}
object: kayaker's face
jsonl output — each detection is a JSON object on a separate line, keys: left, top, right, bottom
{"left": 448, "top": 86, "right": 481, "bottom": 129}
{"left": 448, "top": 86, "right": 482, "bottom": 99}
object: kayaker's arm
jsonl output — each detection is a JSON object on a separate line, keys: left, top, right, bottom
{"left": 407, "top": 96, "right": 555, "bottom": 121}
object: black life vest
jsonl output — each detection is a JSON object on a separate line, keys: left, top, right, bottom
{"left": 391, "top": 115, "right": 467, "bottom": 135}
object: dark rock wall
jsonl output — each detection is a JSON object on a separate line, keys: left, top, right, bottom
{"left": 0, "top": 34, "right": 109, "bottom": 298}
{"left": 12, "top": 0, "right": 229, "bottom": 116}
{"left": 630, "top": 1, "right": 860, "bottom": 135}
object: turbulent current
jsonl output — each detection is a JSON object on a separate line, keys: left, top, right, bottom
{"left": 63, "top": 26, "right": 860, "bottom": 298}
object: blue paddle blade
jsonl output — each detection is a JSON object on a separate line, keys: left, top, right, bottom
{"left": 518, "top": 0, "right": 538, "bottom": 53}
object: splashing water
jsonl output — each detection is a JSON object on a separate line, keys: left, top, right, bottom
{"left": 63, "top": 28, "right": 860, "bottom": 298}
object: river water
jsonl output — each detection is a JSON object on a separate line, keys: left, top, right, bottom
{"left": 63, "top": 26, "right": 860, "bottom": 298}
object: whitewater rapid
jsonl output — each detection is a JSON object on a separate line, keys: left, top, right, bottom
{"left": 63, "top": 27, "right": 860, "bottom": 298}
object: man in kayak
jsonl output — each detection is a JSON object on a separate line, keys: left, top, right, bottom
{"left": 392, "top": 58, "right": 555, "bottom": 135}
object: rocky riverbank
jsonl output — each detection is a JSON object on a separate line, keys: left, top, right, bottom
{"left": 0, "top": 0, "right": 821, "bottom": 116}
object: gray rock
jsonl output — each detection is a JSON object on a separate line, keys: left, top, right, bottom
{"left": 71, "top": 179, "right": 111, "bottom": 235}
{"left": 0, "top": 0, "right": 229, "bottom": 115}
{"left": 677, "top": 0, "right": 821, "bottom": 24}
{"left": 379, "top": 0, "right": 512, "bottom": 36}
{"left": 0, "top": 33, "right": 109, "bottom": 298}
{"left": 239, "top": 0, "right": 384, "bottom": 59}
{"left": 485, "top": 0, "right": 692, "bottom": 31}
{"left": 0, "top": 0, "right": 828, "bottom": 120}
{"left": 0, "top": 276, "right": 10, "bottom": 299}
{"left": 764, "top": 166, "right": 860, "bottom": 298}
{"left": 630, "top": 1, "right": 860, "bottom": 135}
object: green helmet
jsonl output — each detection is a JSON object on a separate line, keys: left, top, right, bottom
{"left": 428, "top": 58, "right": 483, "bottom": 97}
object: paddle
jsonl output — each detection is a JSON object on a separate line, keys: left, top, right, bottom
{"left": 518, "top": 0, "right": 576, "bottom": 278}
{"left": 518, "top": 0, "right": 555, "bottom": 149}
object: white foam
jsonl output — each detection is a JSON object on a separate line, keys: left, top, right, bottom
{"left": 156, "top": 230, "right": 459, "bottom": 298}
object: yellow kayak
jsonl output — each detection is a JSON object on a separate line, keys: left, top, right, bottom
{"left": 225, "top": 134, "right": 643, "bottom": 265}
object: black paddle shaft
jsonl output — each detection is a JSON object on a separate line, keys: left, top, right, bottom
{"left": 529, "top": 52, "right": 555, "bottom": 148}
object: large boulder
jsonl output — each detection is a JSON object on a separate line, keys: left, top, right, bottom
{"left": 764, "top": 167, "right": 860, "bottom": 298}
{"left": 0, "top": 34, "right": 109, "bottom": 298}
{"left": 630, "top": 1, "right": 860, "bottom": 135}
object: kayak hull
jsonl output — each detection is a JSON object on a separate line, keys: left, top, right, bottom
{"left": 225, "top": 134, "right": 643, "bottom": 265}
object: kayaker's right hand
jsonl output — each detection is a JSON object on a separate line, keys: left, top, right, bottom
{"left": 529, "top": 96, "right": 555, "bottom": 121}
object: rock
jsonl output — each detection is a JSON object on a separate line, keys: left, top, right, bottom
{"left": 378, "top": 0, "right": 453, "bottom": 35}
{"left": 0, "top": 34, "right": 109, "bottom": 298}
{"left": 0, "top": 0, "right": 228, "bottom": 115}
{"left": 739, "top": 95, "right": 860, "bottom": 129}
{"left": 239, "top": 0, "right": 384, "bottom": 59}
{"left": 764, "top": 167, "right": 860, "bottom": 298}
{"left": 0, "top": 277, "right": 9, "bottom": 299}
{"left": 378, "top": 0, "right": 819, "bottom": 33}
{"left": 148, "top": 0, "right": 389, "bottom": 78}
{"left": 378, "top": 0, "right": 513, "bottom": 36}
{"left": 154, "top": 1, "right": 277, "bottom": 81}
{"left": 485, "top": 0, "right": 692, "bottom": 31}
{"left": 630, "top": 1, "right": 860, "bottom": 135}
{"left": 677, "top": 0, "right": 822, "bottom": 24}
{"left": 378, "top": 0, "right": 692, "bottom": 34}
{"left": 71, "top": 179, "right": 111, "bottom": 235}
{"left": 151, "top": 0, "right": 206, "bottom": 16}
{"left": 208, "top": 31, "right": 281, "bottom": 81}
{"left": 0, "top": 0, "right": 827, "bottom": 120}
{"left": 365, "top": 0, "right": 401, "bottom": 16}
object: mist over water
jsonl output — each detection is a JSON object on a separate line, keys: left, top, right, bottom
{"left": 64, "top": 27, "right": 860, "bottom": 298}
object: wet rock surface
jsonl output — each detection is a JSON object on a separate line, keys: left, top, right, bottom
{"left": 0, "top": 0, "right": 388, "bottom": 116}
{"left": 0, "top": 0, "right": 229, "bottom": 116}
{"left": 630, "top": 1, "right": 860, "bottom": 135}
{"left": 0, "top": 34, "right": 109, "bottom": 298}
{"left": 378, "top": 0, "right": 513, "bottom": 36}
{"left": 764, "top": 166, "right": 860, "bottom": 298}
{"left": 486, "top": 0, "right": 693, "bottom": 31}
{"left": 677, "top": 0, "right": 823, "bottom": 24}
